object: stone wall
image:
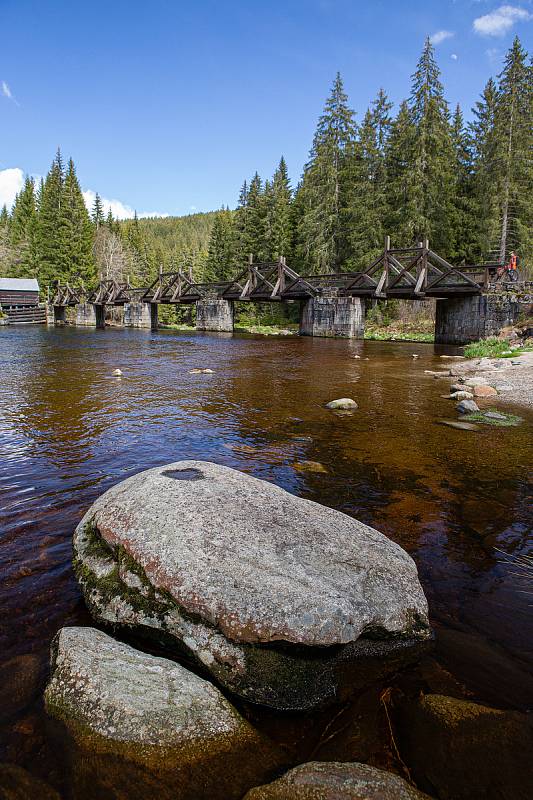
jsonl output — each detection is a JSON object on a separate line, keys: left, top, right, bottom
{"left": 196, "top": 298, "right": 234, "bottom": 332}
{"left": 300, "top": 294, "right": 365, "bottom": 338}
{"left": 435, "top": 294, "right": 520, "bottom": 345}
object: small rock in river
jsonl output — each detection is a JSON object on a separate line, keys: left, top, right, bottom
{"left": 484, "top": 411, "right": 507, "bottom": 421}
{"left": 293, "top": 460, "right": 328, "bottom": 474}
{"left": 112, "top": 368, "right": 123, "bottom": 376}
{"left": 189, "top": 368, "right": 214, "bottom": 374}
{"left": 449, "top": 391, "right": 474, "bottom": 400}
{"left": 325, "top": 398, "right": 358, "bottom": 410}
{"left": 456, "top": 399, "right": 479, "bottom": 414}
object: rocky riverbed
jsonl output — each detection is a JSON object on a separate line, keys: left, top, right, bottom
{"left": 449, "top": 350, "right": 533, "bottom": 409}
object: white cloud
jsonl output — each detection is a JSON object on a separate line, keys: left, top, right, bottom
{"left": 1, "top": 80, "right": 19, "bottom": 106}
{"left": 451, "top": 53, "right": 459, "bottom": 60}
{"left": 82, "top": 189, "right": 168, "bottom": 220}
{"left": 0, "top": 167, "right": 24, "bottom": 209}
{"left": 473, "top": 5, "right": 532, "bottom": 36}
{"left": 430, "top": 30, "right": 454, "bottom": 45}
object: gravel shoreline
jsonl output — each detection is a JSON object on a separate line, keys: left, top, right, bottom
{"left": 450, "top": 350, "right": 533, "bottom": 410}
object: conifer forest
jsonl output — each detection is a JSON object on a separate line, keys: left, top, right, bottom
{"left": 1, "top": 37, "right": 532, "bottom": 288}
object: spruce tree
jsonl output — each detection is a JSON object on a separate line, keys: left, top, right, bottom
{"left": 9, "top": 177, "right": 37, "bottom": 276}
{"left": 470, "top": 78, "right": 500, "bottom": 260}
{"left": 346, "top": 89, "right": 393, "bottom": 265}
{"left": 204, "top": 209, "right": 234, "bottom": 281}
{"left": 450, "top": 104, "right": 476, "bottom": 262}
{"left": 34, "top": 149, "right": 65, "bottom": 284}
{"left": 0, "top": 205, "right": 8, "bottom": 228}
{"left": 270, "top": 156, "right": 293, "bottom": 261}
{"left": 404, "top": 37, "right": 455, "bottom": 251}
{"left": 493, "top": 37, "right": 532, "bottom": 268}
{"left": 296, "top": 73, "right": 357, "bottom": 272}
{"left": 92, "top": 192, "right": 105, "bottom": 228}
{"left": 384, "top": 100, "right": 416, "bottom": 244}
{"left": 59, "top": 158, "right": 96, "bottom": 283}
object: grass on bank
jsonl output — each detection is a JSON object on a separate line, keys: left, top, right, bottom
{"left": 463, "top": 337, "right": 533, "bottom": 359}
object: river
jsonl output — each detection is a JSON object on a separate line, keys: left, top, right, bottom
{"left": 0, "top": 325, "right": 532, "bottom": 794}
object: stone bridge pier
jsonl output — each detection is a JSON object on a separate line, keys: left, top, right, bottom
{"left": 75, "top": 303, "right": 97, "bottom": 326}
{"left": 124, "top": 302, "right": 152, "bottom": 329}
{"left": 435, "top": 294, "right": 520, "bottom": 345}
{"left": 196, "top": 296, "right": 234, "bottom": 332}
{"left": 299, "top": 292, "right": 365, "bottom": 338}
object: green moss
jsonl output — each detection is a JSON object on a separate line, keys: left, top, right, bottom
{"left": 364, "top": 328, "right": 434, "bottom": 342}
{"left": 463, "top": 409, "right": 522, "bottom": 427}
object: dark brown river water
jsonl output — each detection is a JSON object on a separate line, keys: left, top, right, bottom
{"left": 0, "top": 325, "right": 532, "bottom": 796}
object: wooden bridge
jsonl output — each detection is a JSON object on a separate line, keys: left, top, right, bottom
{"left": 49, "top": 239, "right": 524, "bottom": 344}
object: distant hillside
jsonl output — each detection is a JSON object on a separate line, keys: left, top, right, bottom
{"left": 131, "top": 211, "right": 219, "bottom": 260}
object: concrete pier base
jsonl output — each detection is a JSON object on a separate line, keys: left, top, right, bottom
{"left": 53, "top": 306, "right": 66, "bottom": 324}
{"left": 124, "top": 302, "right": 152, "bottom": 328}
{"left": 75, "top": 303, "right": 97, "bottom": 327}
{"left": 435, "top": 294, "right": 520, "bottom": 345}
{"left": 196, "top": 298, "right": 234, "bottom": 332}
{"left": 299, "top": 295, "right": 365, "bottom": 338}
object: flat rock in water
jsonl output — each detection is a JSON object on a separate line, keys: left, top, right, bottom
{"left": 438, "top": 419, "right": 479, "bottom": 432}
{"left": 73, "top": 461, "right": 431, "bottom": 710}
{"left": 45, "top": 627, "right": 281, "bottom": 800}
{"left": 243, "top": 762, "right": 432, "bottom": 800}
{"left": 484, "top": 411, "right": 507, "bottom": 420}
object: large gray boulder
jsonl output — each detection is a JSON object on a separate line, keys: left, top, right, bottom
{"left": 73, "top": 461, "right": 431, "bottom": 710}
{"left": 243, "top": 762, "right": 433, "bottom": 799}
{"left": 45, "top": 627, "right": 282, "bottom": 800}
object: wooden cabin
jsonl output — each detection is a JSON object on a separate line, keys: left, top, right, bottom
{"left": 0, "top": 278, "right": 46, "bottom": 324}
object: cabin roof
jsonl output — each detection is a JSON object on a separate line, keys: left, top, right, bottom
{"left": 0, "top": 278, "right": 40, "bottom": 292}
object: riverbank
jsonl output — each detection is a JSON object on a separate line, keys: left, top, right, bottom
{"left": 160, "top": 321, "right": 434, "bottom": 341}
{"left": 449, "top": 350, "right": 533, "bottom": 410}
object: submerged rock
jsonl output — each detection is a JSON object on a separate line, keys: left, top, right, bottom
{"left": 73, "top": 461, "right": 431, "bottom": 710}
{"left": 45, "top": 627, "right": 281, "bottom": 800}
{"left": 325, "top": 398, "right": 358, "bottom": 410}
{"left": 0, "top": 654, "right": 41, "bottom": 723}
{"left": 0, "top": 763, "right": 60, "bottom": 800}
{"left": 243, "top": 762, "right": 432, "bottom": 799}
{"left": 438, "top": 419, "right": 479, "bottom": 432}
{"left": 398, "top": 694, "right": 533, "bottom": 800}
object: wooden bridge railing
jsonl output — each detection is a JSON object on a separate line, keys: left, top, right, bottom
{"left": 50, "top": 239, "right": 508, "bottom": 307}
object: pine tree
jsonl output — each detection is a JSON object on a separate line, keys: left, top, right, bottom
{"left": 92, "top": 192, "right": 105, "bottom": 228}
{"left": 0, "top": 205, "right": 8, "bottom": 228}
{"left": 59, "top": 158, "right": 95, "bottom": 282}
{"left": 404, "top": 37, "right": 456, "bottom": 251}
{"left": 34, "top": 149, "right": 65, "bottom": 284}
{"left": 296, "top": 73, "right": 357, "bottom": 272}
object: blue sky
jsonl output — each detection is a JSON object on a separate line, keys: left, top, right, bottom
{"left": 0, "top": 0, "right": 531, "bottom": 218}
